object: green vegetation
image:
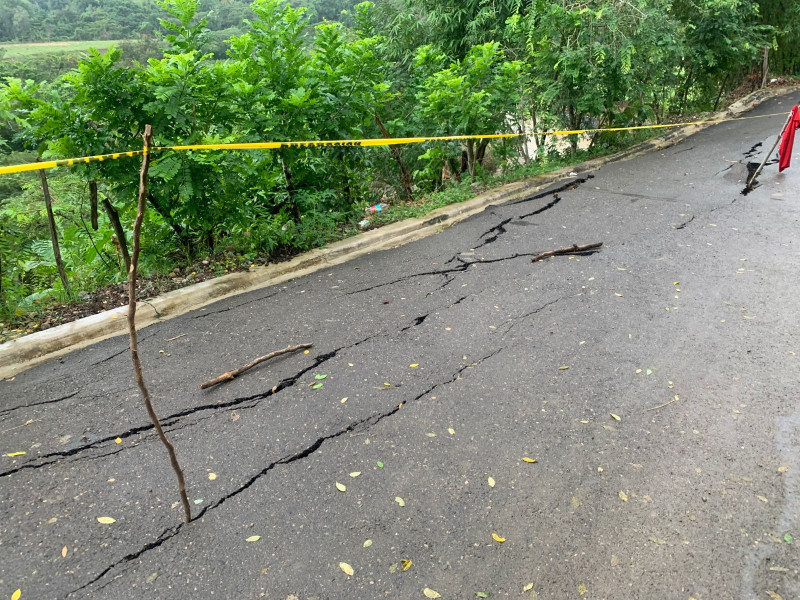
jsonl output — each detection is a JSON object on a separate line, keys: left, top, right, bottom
{"left": 0, "top": 0, "right": 798, "bottom": 335}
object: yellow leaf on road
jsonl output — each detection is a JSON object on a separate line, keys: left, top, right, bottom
{"left": 395, "top": 497, "right": 405, "bottom": 507}
{"left": 339, "top": 562, "right": 354, "bottom": 576}
{"left": 610, "top": 413, "right": 621, "bottom": 421}
{"left": 619, "top": 491, "right": 628, "bottom": 502}
{"left": 410, "top": 364, "right": 419, "bottom": 368}
{"left": 522, "top": 457, "right": 537, "bottom": 463}
{"left": 523, "top": 583, "right": 534, "bottom": 592}
{"left": 246, "top": 535, "right": 261, "bottom": 542}
{"left": 115, "top": 438, "right": 122, "bottom": 444}
{"left": 11, "top": 590, "right": 21, "bottom": 600}
{"left": 336, "top": 482, "right": 346, "bottom": 492}
{"left": 97, "top": 517, "right": 116, "bottom": 524}
{"left": 766, "top": 591, "right": 783, "bottom": 600}
{"left": 423, "top": 588, "right": 441, "bottom": 599}
{"left": 491, "top": 533, "right": 506, "bottom": 543}
{"left": 402, "top": 559, "right": 413, "bottom": 572}
{"left": 61, "top": 546, "right": 67, "bottom": 558}
{"left": 757, "top": 495, "right": 769, "bottom": 503}
{"left": 558, "top": 365, "right": 569, "bottom": 370}
{"left": 6, "top": 452, "right": 25, "bottom": 457}
{"left": 778, "top": 466, "right": 789, "bottom": 473}
{"left": 488, "top": 477, "right": 495, "bottom": 488}
{"left": 208, "top": 473, "right": 217, "bottom": 480}
{"left": 349, "top": 472, "right": 361, "bottom": 478}
{"left": 571, "top": 496, "right": 580, "bottom": 509}
{"left": 363, "top": 539, "right": 372, "bottom": 547}
{"left": 578, "top": 583, "right": 587, "bottom": 596}
{"left": 448, "top": 428, "right": 455, "bottom": 435}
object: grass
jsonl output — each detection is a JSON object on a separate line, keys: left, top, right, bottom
{"left": 0, "top": 40, "right": 126, "bottom": 59}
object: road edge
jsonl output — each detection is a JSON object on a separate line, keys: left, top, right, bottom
{"left": 1, "top": 85, "right": 796, "bottom": 378}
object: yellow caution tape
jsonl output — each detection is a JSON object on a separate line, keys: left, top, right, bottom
{"left": 0, "top": 111, "right": 788, "bottom": 176}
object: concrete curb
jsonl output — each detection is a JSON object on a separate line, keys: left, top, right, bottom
{"left": 1, "top": 85, "right": 796, "bottom": 378}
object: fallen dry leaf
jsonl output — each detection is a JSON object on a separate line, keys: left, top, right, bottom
{"left": 618, "top": 491, "right": 628, "bottom": 502}
{"left": 97, "top": 517, "right": 116, "bottom": 524}
{"left": 349, "top": 472, "right": 361, "bottom": 478}
{"left": 246, "top": 535, "right": 261, "bottom": 542}
{"left": 491, "top": 533, "right": 506, "bottom": 543}
{"left": 339, "top": 562, "right": 354, "bottom": 576}
{"left": 558, "top": 365, "right": 569, "bottom": 370}
{"left": 423, "top": 588, "right": 441, "bottom": 599}
{"left": 448, "top": 428, "right": 455, "bottom": 435}
{"left": 488, "top": 477, "right": 496, "bottom": 488}
{"left": 610, "top": 413, "right": 621, "bottom": 421}
{"left": 402, "top": 559, "right": 413, "bottom": 572}
{"left": 115, "top": 438, "right": 122, "bottom": 445}
{"left": 341, "top": 397, "right": 348, "bottom": 404}
{"left": 523, "top": 583, "right": 534, "bottom": 592}
{"left": 765, "top": 591, "right": 783, "bottom": 600}
{"left": 395, "top": 496, "right": 406, "bottom": 507}
{"left": 778, "top": 466, "right": 789, "bottom": 473}
{"left": 363, "top": 539, "right": 372, "bottom": 548}
{"left": 208, "top": 473, "right": 217, "bottom": 481}
{"left": 610, "top": 555, "right": 620, "bottom": 566}
{"left": 61, "top": 546, "right": 67, "bottom": 558}
{"left": 649, "top": 536, "right": 667, "bottom": 545}
{"left": 578, "top": 583, "right": 587, "bottom": 596}
{"left": 757, "top": 495, "right": 769, "bottom": 503}
{"left": 410, "top": 364, "right": 419, "bottom": 368}
{"left": 6, "top": 452, "right": 26, "bottom": 457}
{"left": 12, "top": 590, "right": 21, "bottom": 600}
{"left": 571, "top": 496, "right": 580, "bottom": 509}
{"left": 336, "top": 482, "right": 347, "bottom": 492}
{"left": 522, "top": 457, "right": 537, "bottom": 463}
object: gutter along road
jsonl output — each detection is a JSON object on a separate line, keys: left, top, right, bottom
{"left": 1, "top": 90, "right": 799, "bottom": 599}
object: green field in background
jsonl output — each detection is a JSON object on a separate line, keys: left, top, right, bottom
{"left": 0, "top": 40, "right": 126, "bottom": 59}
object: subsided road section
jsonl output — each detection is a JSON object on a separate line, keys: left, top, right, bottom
{"left": 1, "top": 90, "right": 799, "bottom": 599}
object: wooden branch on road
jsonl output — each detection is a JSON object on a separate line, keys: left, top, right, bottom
{"left": 200, "top": 343, "right": 313, "bottom": 389}
{"left": 531, "top": 242, "right": 603, "bottom": 263}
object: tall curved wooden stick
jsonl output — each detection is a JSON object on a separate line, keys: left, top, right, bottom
{"left": 127, "top": 125, "right": 192, "bottom": 523}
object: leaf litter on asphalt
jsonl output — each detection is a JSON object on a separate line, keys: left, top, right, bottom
{"left": 339, "top": 562, "right": 354, "bottom": 576}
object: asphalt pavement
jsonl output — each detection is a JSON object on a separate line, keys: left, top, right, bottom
{"left": 2, "top": 91, "right": 800, "bottom": 600}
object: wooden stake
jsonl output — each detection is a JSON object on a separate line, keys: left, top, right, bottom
{"left": 200, "top": 343, "right": 313, "bottom": 389}
{"left": 530, "top": 242, "right": 603, "bottom": 263}
{"left": 127, "top": 125, "right": 192, "bottom": 524}
{"left": 37, "top": 160, "right": 71, "bottom": 296}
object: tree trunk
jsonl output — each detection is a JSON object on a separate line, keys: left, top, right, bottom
{"left": 761, "top": 46, "right": 770, "bottom": 89}
{"left": 280, "top": 156, "right": 301, "bottom": 221}
{"left": 374, "top": 111, "right": 414, "bottom": 202}
{"left": 102, "top": 198, "right": 131, "bottom": 276}
{"left": 37, "top": 161, "right": 71, "bottom": 296}
{"left": 89, "top": 180, "right": 99, "bottom": 230}
{"left": 128, "top": 124, "right": 192, "bottom": 524}
{"left": 465, "top": 139, "right": 476, "bottom": 181}
{"left": 476, "top": 139, "right": 490, "bottom": 166}
{"left": 448, "top": 157, "right": 461, "bottom": 183}
{"left": 147, "top": 192, "right": 189, "bottom": 246}
{"left": 713, "top": 74, "right": 729, "bottom": 112}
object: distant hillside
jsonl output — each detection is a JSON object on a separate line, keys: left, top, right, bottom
{"left": 0, "top": 0, "right": 358, "bottom": 43}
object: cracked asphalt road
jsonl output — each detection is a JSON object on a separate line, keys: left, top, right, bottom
{"left": 2, "top": 90, "right": 800, "bottom": 600}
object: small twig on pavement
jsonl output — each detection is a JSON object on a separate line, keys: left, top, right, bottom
{"left": 200, "top": 343, "right": 313, "bottom": 389}
{"left": 165, "top": 334, "right": 187, "bottom": 342}
{"left": 531, "top": 242, "right": 603, "bottom": 263}
{"left": 647, "top": 396, "right": 680, "bottom": 412}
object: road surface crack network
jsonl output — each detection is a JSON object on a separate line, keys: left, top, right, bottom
{"left": 67, "top": 348, "right": 502, "bottom": 598}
